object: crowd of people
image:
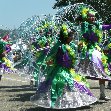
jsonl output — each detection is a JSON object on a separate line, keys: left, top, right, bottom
{"left": 0, "top": 3, "right": 111, "bottom": 109}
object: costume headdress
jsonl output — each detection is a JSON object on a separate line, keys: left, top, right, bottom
{"left": 60, "top": 24, "right": 68, "bottom": 38}
{"left": 81, "top": 7, "right": 97, "bottom": 20}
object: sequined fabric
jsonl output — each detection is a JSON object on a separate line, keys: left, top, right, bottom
{"left": 30, "top": 83, "right": 97, "bottom": 109}
{"left": 77, "top": 51, "right": 111, "bottom": 81}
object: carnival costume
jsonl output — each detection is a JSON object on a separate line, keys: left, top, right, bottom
{"left": 103, "top": 41, "right": 111, "bottom": 88}
{"left": 0, "top": 35, "right": 14, "bottom": 74}
{"left": 72, "top": 5, "right": 111, "bottom": 100}
{"left": 76, "top": 7, "right": 111, "bottom": 81}
{"left": 55, "top": 3, "right": 111, "bottom": 100}
{"left": 30, "top": 18, "right": 58, "bottom": 87}
{"left": 30, "top": 24, "right": 97, "bottom": 109}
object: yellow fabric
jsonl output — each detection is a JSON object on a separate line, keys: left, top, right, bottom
{"left": 81, "top": 8, "right": 89, "bottom": 18}
{"left": 2, "top": 57, "right": 13, "bottom": 69}
{"left": 108, "top": 43, "right": 111, "bottom": 49}
{"left": 70, "top": 68, "right": 81, "bottom": 82}
{"left": 95, "top": 45, "right": 101, "bottom": 51}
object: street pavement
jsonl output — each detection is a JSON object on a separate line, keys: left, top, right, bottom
{"left": 0, "top": 74, "right": 111, "bottom": 111}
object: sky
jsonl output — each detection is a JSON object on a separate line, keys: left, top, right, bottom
{"left": 0, "top": 0, "right": 57, "bottom": 29}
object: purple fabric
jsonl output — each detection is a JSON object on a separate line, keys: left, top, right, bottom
{"left": 37, "top": 78, "right": 94, "bottom": 97}
{"left": 56, "top": 47, "right": 72, "bottom": 68}
{"left": 34, "top": 42, "right": 49, "bottom": 54}
{"left": 108, "top": 50, "right": 111, "bottom": 55}
{"left": 108, "top": 63, "right": 111, "bottom": 71}
{"left": 43, "top": 48, "right": 49, "bottom": 54}
{"left": 83, "top": 32, "right": 99, "bottom": 42}
{"left": 74, "top": 81, "right": 93, "bottom": 96}
{"left": 37, "top": 79, "right": 52, "bottom": 93}
{"left": 102, "top": 24, "right": 111, "bottom": 30}
{"left": 0, "top": 63, "right": 13, "bottom": 73}
{"left": 91, "top": 49, "right": 104, "bottom": 73}
{"left": 82, "top": 24, "right": 111, "bottom": 42}
{"left": 5, "top": 45, "right": 11, "bottom": 53}
{"left": 43, "top": 43, "right": 50, "bottom": 54}
{"left": 35, "top": 44, "right": 40, "bottom": 49}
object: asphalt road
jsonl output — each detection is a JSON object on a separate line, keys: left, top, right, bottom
{"left": 0, "top": 74, "right": 111, "bottom": 111}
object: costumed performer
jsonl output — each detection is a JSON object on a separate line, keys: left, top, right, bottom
{"left": 30, "top": 24, "right": 97, "bottom": 109}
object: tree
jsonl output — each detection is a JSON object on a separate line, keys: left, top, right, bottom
{"left": 53, "top": 0, "right": 111, "bottom": 24}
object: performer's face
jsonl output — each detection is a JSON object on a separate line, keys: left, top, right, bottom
{"left": 87, "top": 16, "right": 95, "bottom": 23}
{"left": 66, "top": 37, "right": 73, "bottom": 44}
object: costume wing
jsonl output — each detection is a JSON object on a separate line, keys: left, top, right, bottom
{"left": 10, "top": 15, "right": 59, "bottom": 84}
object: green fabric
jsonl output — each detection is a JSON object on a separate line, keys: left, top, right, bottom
{"left": 33, "top": 51, "right": 47, "bottom": 81}
{"left": 33, "top": 39, "right": 91, "bottom": 107}
{"left": 33, "top": 68, "right": 39, "bottom": 81}
{"left": 81, "top": 21, "right": 89, "bottom": 34}
{"left": 0, "top": 41, "right": 6, "bottom": 54}
{"left": 33, "top": 41, "right": 61, "bottom": 82}
{"left": 50, "top": 65, "right": 74, "bottom": 107}
{"left": 88, "top": 45, "right": 95, "bottom": 60}
{"left": 0, "top": 40, "right": 9, "bottom": 63}
{"left": 81, "top": 21, "right": 103, "bottom": 43}
{"left": 46, "top": 41, "right": 61, "bottom": 57}
{"left": 70, "top": 41, "right": 77, "bottom": 52}
{"left": 62, "top": 44, "right": 66, "bottom": 53}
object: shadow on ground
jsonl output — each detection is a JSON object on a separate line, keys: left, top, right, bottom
{"left": 0, "top": 85, "right": 36, "bottom": 92}
{"left": 90, "top": 86, "right": 110, "bottom": 90}
{"left": 90, "top": 86, "right": 100, "bottom": 89}
{"left": 0, "top": 85, "right": 30, "bottom": 89}
{"left": 9, "top": 92, "right": 35, "bottom": 102}
{"left": 92, "top": 101, "right": 107, "bottom": 105}
{"left": 25, "top": 106, "right": 92, "bottom": 111}
{"left": 5, "top": 87, "right": 36, "bottom": 92}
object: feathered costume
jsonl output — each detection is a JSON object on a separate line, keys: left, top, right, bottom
{"left": 30, "top": 23, "right": 97, "bottom": 109}
{"left": 103, "top": 41, "right": 111, "bottom": 87}
{"left": 30, "top": 16, "right": 58, "bottom": 86}
{"left": 56, "top": 3, "right": 111, "bottom": 80}
{"left": 0, "top": 35, "right": 14, "bottom": 74}
{"left": 55, "top": 3, "right": 111, "bottom": 101}
{"left": 76, "top": 7, "right": 111, "bottom": 80}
